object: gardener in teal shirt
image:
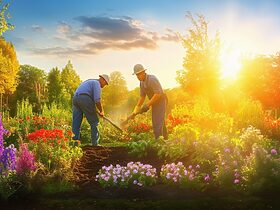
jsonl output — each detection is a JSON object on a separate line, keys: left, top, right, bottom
{"left": 72, "top": 74, "right": 109, "bottom": 146}
{"left": 132, "top": 64, "right": 168, "bottom": 140}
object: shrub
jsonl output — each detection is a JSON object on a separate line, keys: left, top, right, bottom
{"left": 234, "top": 99, "right": 264, "bottom": 130}
{"left": 241, "top": 145, "right": 280, "bottom": 194}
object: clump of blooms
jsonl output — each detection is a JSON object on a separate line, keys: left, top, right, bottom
{"left": 27, "top": 128, "right": 70, "bottom": 147}
{"left": 0, "top": 114, "right": 17, "bottom": 175}
{"left": 16, "top": 143, "right": 36, "bottom": 175}
{"left": 160, "top": 162, "right": 202, "bottom": 185}
{"left": 127, "top": 123, "right": 152, "bottom": 134}
{"left": 96, "top": 162, "right": 157, "bottom": 188}
{"left": 271, "top": 149, "right": 278, "bottom": 155}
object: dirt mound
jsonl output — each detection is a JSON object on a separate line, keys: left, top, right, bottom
{"left": 72, "top": 146, "right": 167, "bottom": 186}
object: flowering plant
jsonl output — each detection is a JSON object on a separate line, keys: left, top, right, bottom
{"left": 160, "top": 162, "right": 204, "bottom": 189}
{"left": 0, "top": 114, "right": 17, "bottom": 176}
{"left": 16, "top": 143, "right": 36, "bottom": 175}
{"left": 127, "top": 122, "right": 152, "bottom": 134}
{"left": 96, "top": 162, "right": 157, "bottom": 188}
{"left": 27, "top": 128, "right": 83, "bottom": 174}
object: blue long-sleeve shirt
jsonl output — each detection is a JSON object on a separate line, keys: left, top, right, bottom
{"left": 74, "top": 79, "right": 101, "bottom": 103}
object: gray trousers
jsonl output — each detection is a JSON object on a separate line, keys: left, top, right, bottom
{"left": 152, "top": 96, "right": 168, "bottom": 140}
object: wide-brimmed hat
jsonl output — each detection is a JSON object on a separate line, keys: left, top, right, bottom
{"left": 99, "top": 74, "right": 110, "bottom": 84}
{"left": 133, "top": 64, "right": 146, "bottom": 75}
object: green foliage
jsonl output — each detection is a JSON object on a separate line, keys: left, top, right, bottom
{"left": 12, "top": 65, "right": 47, "bottom": 113}
{"left": 0, "top": 172, "right": 20, "bottom": 200}
{"left": 160, "top": 124, "right": 200, "bottom": 160}
{"left": 241, "top": 145, "right": 280, "bottom": 194}
{"left": 102, "top": 71, "right": 128, "bottom": 114}
{"left": 177, "top": 12, "right": 221, "bottom": 97}
{"left": 42, "top": 102, "right": 71, "bottom": 123}
{"left": 47, "top": 67, "right": 64, "bottom": 105}
{"left": 98, "top": 120, "right": 128, "bottom": 144}
{"left": 238, "top": 55, "right": 280, "bottom": 109}
{"left": 213, "top": 146, "right": 244, "bottom": 190}
{"left": 27, "top": 130, "right": 83, "bottom": 179}
{"left": 234, "top": 98, "right": 264, "bottom": 130}
{"left": 16, "top": 99, "right": 33, "bottom": 119}
{"left": 128, "top": 138, "right": 163, "bottom": 158}
{"left": 61, "top": 60, "right": 81, "bottom": 106}
{"left": 239, "top": 126, "right": 270, "bottom": 155}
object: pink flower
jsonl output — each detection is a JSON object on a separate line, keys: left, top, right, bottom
{"left": 271, "top": 149, "right": 278, "bottom": 155}
{"left": 234, "top": 179, "right": 240, "bottom": 184}
{"left": 225, "top": 148, "right": 231, "bottom": 153}
{"left": 204, "top": 174, "right": 210, "bottom": 182}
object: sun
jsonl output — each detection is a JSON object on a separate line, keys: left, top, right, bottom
{"left": 220, "top": 49, "right": 242, "bottom": 80}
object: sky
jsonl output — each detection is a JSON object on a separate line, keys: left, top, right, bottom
{"left": 3, "top": 0, "right": 280, "bottom": 90}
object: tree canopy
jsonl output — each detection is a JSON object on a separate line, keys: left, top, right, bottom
{"left": 177, "top": 12, "right": 221, "bottom": 97}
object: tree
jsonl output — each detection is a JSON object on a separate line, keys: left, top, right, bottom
{"left": 177, "top": 12, "right": 221, "bottom": 97}
{"left": 0, "top": 0, "right": 14, "bottom": 36}
{"left": 47, "top": 67, "right": 63, "bottom": 105}
{"left": 61, "top": 60, "right": 81, "bottom": 103}
{"left": 0, "top": 38, "right": 19, "bottom": 111}
{"left": 238, "top": 54, "right": 280, "bottom": 110}
{"left": 10, "top": 65, "right": 47, "bottom": 113}
{"left": 102, "top": 71, "right": 128, "bottom": 113}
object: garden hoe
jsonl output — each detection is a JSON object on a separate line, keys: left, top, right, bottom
{"left": 102, "top": 115, "right": 124, "bottom": 133}
{"left": 98, "top": 112, "right": 123, "bottom": 132}
{"left": 120, "top": 110, "right": 142, "bottom": 128}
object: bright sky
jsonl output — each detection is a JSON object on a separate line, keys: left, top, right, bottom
{"left": 3, "top": 0, "right": 280, "bottom": 90}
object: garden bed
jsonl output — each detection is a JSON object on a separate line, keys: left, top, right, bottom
{"left": 73, "top": 145, "right": 170, "bottom": 187}
{"left": 2, "top": 146, "right": 280, "bottom": 210}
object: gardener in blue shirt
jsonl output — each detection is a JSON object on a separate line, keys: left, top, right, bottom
{"left": 132, "top": 64, "right": 168, "bottom": 140}
{"left": 72, "top": 74, "right": 109, "bottom": 146}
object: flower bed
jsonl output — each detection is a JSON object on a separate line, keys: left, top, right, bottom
{"left": 96, "top": 161, "right": 157, "bottom": 187}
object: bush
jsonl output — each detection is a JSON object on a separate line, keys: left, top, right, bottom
{"left": 233, "top": 99, "right": 264, "bottom": 130}
{"left": 241, "top": 145, "right": 280, "bottom": 194}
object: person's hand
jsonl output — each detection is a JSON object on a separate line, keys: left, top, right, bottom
{"left": 133, "top": 105, "right": 141, "bottom": 114}
{"left": 99, "top": 111, "right": 105, "bottom": 118}
{"left": 140, "top": 104, "right": 150, "bottom": 113}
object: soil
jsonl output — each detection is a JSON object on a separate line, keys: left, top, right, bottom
{"left": 72, "top": 145, "right": 169, "bottom": 187}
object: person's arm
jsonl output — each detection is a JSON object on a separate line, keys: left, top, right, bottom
{"left": 95, "top": 102, "right": 104, "bottom": 117}
{"left": 146, "top": 93, "right": 162, "bottom": 107}
{"left": 133, "top": 96, "right": 146, "bottom": 114}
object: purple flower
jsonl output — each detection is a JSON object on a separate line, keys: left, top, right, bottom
{"left": 0, "top": 115, "right": 18, "bottom": 175}
{"left": 271, "top": 149, "right": 278, "bottom": 155}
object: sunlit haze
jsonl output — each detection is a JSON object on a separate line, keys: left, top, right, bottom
{"left": 4, "top": 0, "right": 280, "bottom": 90}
